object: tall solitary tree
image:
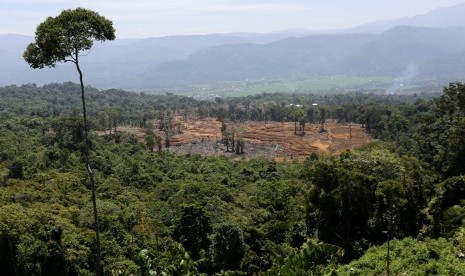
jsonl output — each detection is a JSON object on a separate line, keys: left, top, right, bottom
{"left": 319, "top": 107, "right": 327, "bottom": 132}
{"left": 23, "top": 8, "right": 115, "bottom": 276}
{"left": 293, "top": 108, "right": 305, "bottom": 135}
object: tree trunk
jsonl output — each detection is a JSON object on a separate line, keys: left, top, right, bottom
{"left": 387, "top": 196, "right": 393, "bottom": 276}
{"left": 76, "top": 60, "right": 102, "bottom": 276}
{"left": 7, "top": 237, "right": 18, "bottom": 276}
{"left": 232, "top": 133, "right": 235, "bottom": 151}
{"left": 108, "top": 114, "right": 112, "bottom": 135}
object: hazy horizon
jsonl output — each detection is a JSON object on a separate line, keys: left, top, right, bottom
{"left": 1, "top": 0, "right": 464, "bottom": 38}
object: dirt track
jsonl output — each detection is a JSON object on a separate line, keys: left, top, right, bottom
{"left": 116, "top": 117, "right": 372, "bottom": 161}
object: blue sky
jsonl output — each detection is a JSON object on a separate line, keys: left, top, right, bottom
{"left": 1, "top": 0, "right": 464, "bottom": 38}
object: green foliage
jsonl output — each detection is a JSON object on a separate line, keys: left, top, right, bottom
{"left": 173, "top": 204, "right": 212, "bottom": 260}
{"left": 0, "top": 113, "right": 308, "bottom": 274}
{"left": 7, "top": 159, "right": 24, "bottom": 179}
{"left": 304, "top": 148, "right": 433, "bottom": 261}
{"left": 138, "top": 243, "right": 202, "bottom": 276}
{"left": 334, "top": 237, "right": 465, "bottom": 276}
{"left": 426, "top": 176, "right": 465, "bottom": 237}
{"left": 294, "top": 108, "right": 305, "bottom": 135}
{"left": 23, "top": 9, "right": 117, "bottom": 275}
{"left": 212, "top": 224, "right": 245, "bottom": 272}
{"left": 263, "top": 240, "right": 341, "bottom": 276}
{"left": 144, "top": 133, "right": 156, "bottom": 152}
{"left": 416, "top": 82, "right": 465, "bottom": 176}
{"left": 2, "top": 82, "right": 465, "bottom": 275}
{"left": 305, "top": 159, "right": 376, "bottom": 260}
{"left": 24, "top": 8, "right": 115, "bottom": 69}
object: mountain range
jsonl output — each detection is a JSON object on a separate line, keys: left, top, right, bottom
{"left": 350, "top": 2, "right": 465, "bottom": 33}
{"left": 1, "top": 2, "right": 465, "bottom": 91}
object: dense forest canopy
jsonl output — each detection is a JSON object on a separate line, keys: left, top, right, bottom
{"left": 1, "top": 82, "right": 465, "bottom": 275}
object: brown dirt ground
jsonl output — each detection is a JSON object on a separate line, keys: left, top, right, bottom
{"left": 110, "top": 116, "right": 372, "bottom": 161}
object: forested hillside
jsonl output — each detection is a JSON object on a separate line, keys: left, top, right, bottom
{"left": 1, "top": 82, "right": 465, "bottom": 275}
{"left": 3, "top": 26, "right": 465, "bottom": 90}
{"left": 148, "top": 26, "right": 465, "bottom": 87}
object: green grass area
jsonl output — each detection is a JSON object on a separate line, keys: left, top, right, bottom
{"left": 179, "top": 76, "right": 395, "bottom": 98}
{"left": 244, "top": 76, "right": 394, "bottom": 96}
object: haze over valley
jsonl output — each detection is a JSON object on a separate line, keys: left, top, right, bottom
{"left": 2, "top": 2, "right": 465, "bottom": 94}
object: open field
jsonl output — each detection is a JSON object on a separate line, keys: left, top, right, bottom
{"left": 178, "top": 76, "right": 395, "bottom": 98}
{"left": 116, "top": 116, "right": 372, "bottom": 161}
{"left": 242, "top": 76, "right": 393, "bottom": 96}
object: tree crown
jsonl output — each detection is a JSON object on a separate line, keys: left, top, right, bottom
{"left": 24, "top": 7, "right": 115, "bottom": 68}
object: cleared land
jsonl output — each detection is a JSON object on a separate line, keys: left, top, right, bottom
{"left": 117, "top": 117, "right": 372, "bottom": 161}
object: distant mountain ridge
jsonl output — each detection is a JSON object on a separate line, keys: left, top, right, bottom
{"left": 142, "top": 26, "right": 465, "bottom": 87}
{"left": 1, "top": 2, "right": 465, "bottom": 90}
{"left": 350, "top": 2, "right": 465, "bottom": 33}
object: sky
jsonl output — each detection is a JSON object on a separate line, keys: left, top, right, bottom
{"left": 1, "top": 0, "right": 464, "bottom": 38}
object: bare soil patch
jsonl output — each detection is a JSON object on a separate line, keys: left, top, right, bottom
{"left": 113, "top": 117, "right": 372, "bottom": 161}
